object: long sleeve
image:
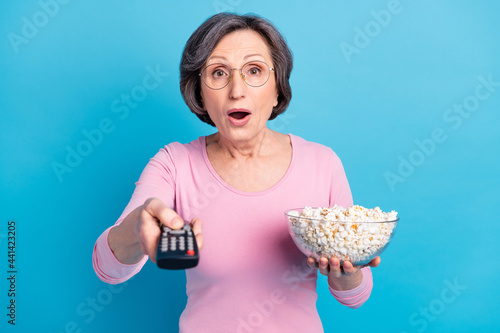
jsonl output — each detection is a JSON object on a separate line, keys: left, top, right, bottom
{"left": 92, "top": 145, "right": 179, "bottom": 284}
{"left": 328, "top": 149, "right": 353, "bottom": 209}
{"left": 93, "top": 227, "right": 149, "bottom": 284}
{"left": 91, "top": 134, "right": 377, "bottom": 331}
{"left": 326, "top": 149, "right": 374, "bottom": 308}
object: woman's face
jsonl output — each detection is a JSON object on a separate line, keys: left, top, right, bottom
{"left": 200, "top": 29, "right": 279, "bottom": 144}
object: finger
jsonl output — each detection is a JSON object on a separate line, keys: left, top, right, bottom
{"left": 307, "top": 256, "right": 317, "bottom": 270}
{"left": 328, "top": 257, "right": 342, "bottom": 278}
{"left": 342, "top": 261, "right": 358, "bottom": 275}
{"left": 368, "top": 256, "right": 381, "bottom": 268}
{"left": 143, "top": 197, "right": 183, "bottom": 229}
{"left": 140, "top": 198, "right": 181, "bottom": 263}
{"left": 137, "top": 209, "right": 162, "bottom": 262}
{"left": 318, "top": 257, "right": 330, "bottom": 276}
{"left": 190, "top": 218, "right": 204, "bottom": 251}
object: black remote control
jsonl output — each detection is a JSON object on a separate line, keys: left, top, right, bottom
{"left": 156, "top": 223, "right": 199, "bottom": 270}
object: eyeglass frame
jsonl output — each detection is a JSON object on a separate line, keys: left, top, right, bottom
{"left": 198, "top": 60, "right": 275, "bottom": 90}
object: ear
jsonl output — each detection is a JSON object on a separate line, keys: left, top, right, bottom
{"left": 200, "top": 90, "right": 205, "bottom": 110}
{"left": 273, "top": 90, "right": 279, "bottom": 108}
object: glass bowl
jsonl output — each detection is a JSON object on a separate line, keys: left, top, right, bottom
{"left": 284, "top": 208, "right": 399, "bottom": 266}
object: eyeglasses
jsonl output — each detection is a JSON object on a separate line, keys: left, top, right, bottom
{"left": 199, "top": 60, "right": 274, "bottom": 90}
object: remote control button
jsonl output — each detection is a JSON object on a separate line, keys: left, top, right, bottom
{"left": 187, "top": 250, "right": 195, "bottom": 256}
{"left": 169, "top": 229, "right": 184, "bottom": 235}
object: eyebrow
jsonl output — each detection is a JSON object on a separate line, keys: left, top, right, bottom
{"left": 207, "top": 53, "right": 266, "bottom": 64}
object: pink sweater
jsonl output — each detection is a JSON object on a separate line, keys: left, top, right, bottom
{"left": 92, "top": 134, "right": 373, "bottom": 332}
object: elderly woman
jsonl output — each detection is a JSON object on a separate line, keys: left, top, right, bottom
{"left": 93, "top": 13, "right": 380, "bottom": 332}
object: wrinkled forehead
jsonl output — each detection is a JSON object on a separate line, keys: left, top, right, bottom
{"left": 206, "top": 29, "right": 273, "bottom": 66}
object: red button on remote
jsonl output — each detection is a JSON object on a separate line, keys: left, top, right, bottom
{"left": 187, "top": 250, "right": 195, "bottom": 255}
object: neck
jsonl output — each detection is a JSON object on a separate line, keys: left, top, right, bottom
{"left": 207, "top": 128, "right": 277, "bottom": 160}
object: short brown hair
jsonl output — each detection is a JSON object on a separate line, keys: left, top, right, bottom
{"left": 179, "top": 13, "right": 293, "bottom": 127}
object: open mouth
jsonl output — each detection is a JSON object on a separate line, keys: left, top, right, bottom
{"left": 228, "top": 111, "right": 250, "bottom": 120}
{"left": 227, "top": 109, "right": 251, "bottom": 126}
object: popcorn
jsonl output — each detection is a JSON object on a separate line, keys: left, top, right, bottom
{"left": 287, "top": 205, "right": 398, "bottom": 264}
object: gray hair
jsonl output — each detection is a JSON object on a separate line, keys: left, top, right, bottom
{"left": 179, "top": 13, "right": 293, "bottom": 127}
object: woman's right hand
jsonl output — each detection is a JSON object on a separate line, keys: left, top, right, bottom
{"left": 108, "top": 197, "right": 203, "bottom": 265}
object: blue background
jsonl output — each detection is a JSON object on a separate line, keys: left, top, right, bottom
{"left": 1, "top": 0, "right": 499, "bottom": 332}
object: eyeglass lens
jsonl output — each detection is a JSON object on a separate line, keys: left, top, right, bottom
{"left": 201, "top": 61, "right": 271, "bottom": 89}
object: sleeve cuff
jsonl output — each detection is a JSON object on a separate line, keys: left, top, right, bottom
{"left": 329, "top": 267, "right": 373, "bottom": 309}
{"left": 92, "top": 226, "right": 148, "bottom": 284}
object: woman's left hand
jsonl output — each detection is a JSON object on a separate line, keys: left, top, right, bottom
{"left": 306, "top": 256, "right": 381, "bottom": 291}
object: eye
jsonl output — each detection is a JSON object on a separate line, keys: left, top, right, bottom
{"left": 212, "top": 67, "right": 229, "bottom": 79}
{"left": 213, "top": 69, "right": 227, "bottom": 77}
{"left": 208, "top": 65, "right": 229, "bottom": 79}
{"left": 249, "top": 67, "right": 261, "bottom": 75}
{"left": 246, "top": 65, "right": 262, "bottom": 76}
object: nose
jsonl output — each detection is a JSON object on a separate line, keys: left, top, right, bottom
{"left": 228, "top": 68, "right": 246, "bottom": 99}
